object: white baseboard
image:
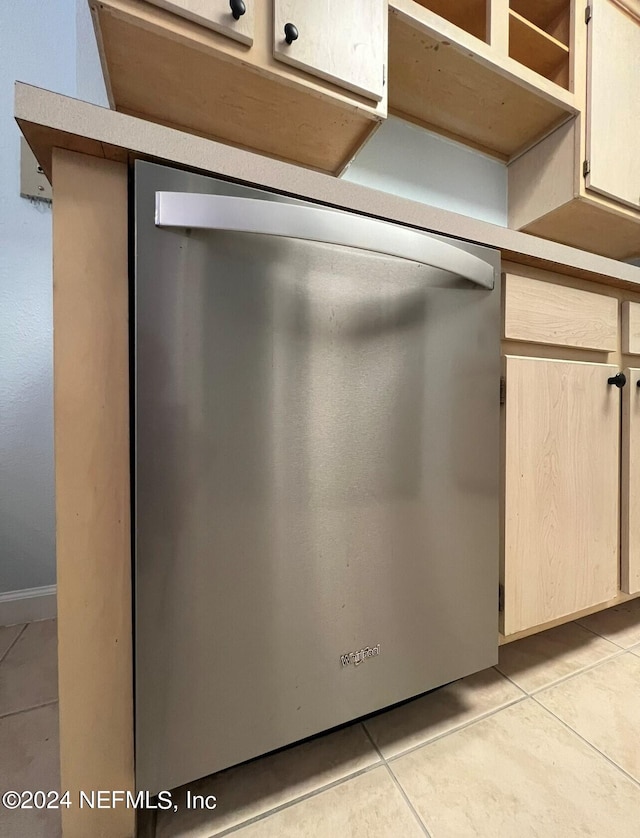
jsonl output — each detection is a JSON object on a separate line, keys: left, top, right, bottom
{"left": 0, "top": 585, "right": 57, "bottom": 627}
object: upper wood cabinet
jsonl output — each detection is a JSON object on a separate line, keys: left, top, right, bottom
{"left": 502, "top": 355, "right": 620, "bottom": 635}
{"left": 90, "top": 0, "right": 387, "bottom": 174}
{"left": 586, "top": 0, "right": 640, "bottom": 210}
{"left": 387, "top": 0, "right": 577, "bottom": 160}
{"left": 273, "top": 1, "right": 386, "bottom": 102}
{"left": 508, "top": 1, "right": 640, "bottom": 260}
{"left": 146, "top": 0, "right": 254, "bottom": 43}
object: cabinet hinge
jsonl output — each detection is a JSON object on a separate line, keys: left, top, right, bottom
{"left": 500, "top": 375, "right": 506, "bottom": 406}
{"left": 498, "top": 583, "right": 505, "bottom": 613}
{"left": 583, "top": 159, "right": 591, "bottom": 178}
{"left": 585, "top": 4, "right": 592, "bottom": 23}
{"left": 383, "top": 64, "right": 386, "bottom": 86}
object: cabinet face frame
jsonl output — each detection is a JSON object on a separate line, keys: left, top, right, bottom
{"left": 502, "top": 354, "right": 620, "bottom": 635}
{"left": 272, "top": 0, "right": 387, "bottom": 102}
{"left": 585, "top": 0, "right": 640, "bottom": 210}
{"left": 622, "top": 367, "right": 640, "bottom": 594}
{"left": 144, "top": 0, "right": 255, "bottom": 44}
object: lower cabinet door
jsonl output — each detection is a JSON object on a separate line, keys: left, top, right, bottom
{"left": 503, "top": 356, "right": 620, "bottom": 635}
{"left": 622, "top": 367, "right": 640, "bottom": 594}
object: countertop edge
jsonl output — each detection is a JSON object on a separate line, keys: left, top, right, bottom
{"left": 14, "top": 81, "right": 640, "bottom": 288}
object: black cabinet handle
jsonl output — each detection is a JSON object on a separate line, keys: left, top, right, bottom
{"left": 608, "top": 372, "right": 627, "bottom": 388}
{"left": 284, "top": 22, "right": 299, "bottom": 44}
{"left": 230, "top": 0, "right": 246, "bottom": 20}
{"left": 636, "top": 379, "right": 640, "bottom": 388}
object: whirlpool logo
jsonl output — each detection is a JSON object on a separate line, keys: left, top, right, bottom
{"left": 340, "top": 644, "right": 380, "bottom": 668}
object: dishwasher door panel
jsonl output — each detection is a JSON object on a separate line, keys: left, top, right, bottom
{"left": 134, "top": 162, "right": 500, "bottom": 793}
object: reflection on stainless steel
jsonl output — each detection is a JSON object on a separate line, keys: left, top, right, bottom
{"left": 134, "top": 161, "right": 501, "bottom": 794}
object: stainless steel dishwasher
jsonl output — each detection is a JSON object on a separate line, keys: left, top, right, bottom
{"left": 134, "top": 160, "right": 501, "bottom": 793}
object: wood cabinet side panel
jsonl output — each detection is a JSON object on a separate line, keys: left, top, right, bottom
{"left": 507, "top": 118, "right": 576, "bottom": 230}
{"left": 503, "top": 355, "right": 620, "bottom": 635}
{"left": 503, "top": 273, "right": 618, "bottom": 349}
{"left": 52, "top": 149, "right": 134, "bottom": 838}
{"left": 622, "top": 367, "right": 640, "bottom": 594}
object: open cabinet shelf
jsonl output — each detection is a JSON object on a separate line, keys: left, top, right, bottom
{"left": 509, "top": 9, "right": 570, "bottom": 87}
{"left": 410, "top": 0, "right": 487, "bottom": 41}
{"left": 510, "top": 0, "right": 571, "bottom": 42}
{"left": 388, "top": 0, "right": 577, "bottom": 160}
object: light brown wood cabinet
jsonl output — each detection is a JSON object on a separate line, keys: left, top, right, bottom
{"left": 586, "top": 0, "right": 640, "bottom": 211}
{"left": 621, "top": 301, "right": 640, "bottom": 594}
{"left": 387, "top": 0, "right": 577, "bottom": 160}
{"left": 502, "top": 355, "right": 620, "bottom": 635}
{"left": 90, "top": 0, "right": 387, "bottom": 174}
{"left": 499, "top": 270, "right": 639, "bottom": 638}
{"left": 622, "top": 366, "right": 640, "bottom": 595}
{"left": 508, "top": 0, "right": 640, "bottom": 259}
{"left": 273, "top": 0, "right": 387, "bottom": 101}
{"left": 145, "top": 0, "right": 254, "bottom": 43}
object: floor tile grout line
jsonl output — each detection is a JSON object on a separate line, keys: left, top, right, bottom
{"left": 383, "top": 763, "right": 432, "bottom": 838}
{"left": 172, "top": 692, "right": 532, "bottom": 837}
{"left": 0, "top": 624, "right": 28, "bottom": 666}
{"left": 528, "top": 649, "right": 629, "bottom": 696}
{"left": 169, "top": 685, "right": 640, "bottom": 838}
{"left": 497, "top": 668, "right": 527, "bottom": 694}
{"left": 497, "top": 647, "right": 629, "bottom": 698}
{"left": 180, "top": 692, "right": 532, "bottom": 838}
{"left": 0, "top": 699, "right": 58, "bottom": 722}
{"left": 379, "top": 695, "right": 528, "bottom": 766}
{"left": 202, "top": 761, "right": 384, "bottom": 838}
{"left": 574, "top": 619, "right": 627, "bottom": 649}
{"left": 360, "top": 723, "right": 432, "bottom": 838}
{"left": 530, "top": 694, "right": 640, "bottom": 792}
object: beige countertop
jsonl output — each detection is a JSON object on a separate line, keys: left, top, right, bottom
{"left": 14, "top": 81, "right": 640, "bottom": 288}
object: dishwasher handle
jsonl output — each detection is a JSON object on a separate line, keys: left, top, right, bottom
{"left": 155, "top": 193, "right": 495, "bottom": 290}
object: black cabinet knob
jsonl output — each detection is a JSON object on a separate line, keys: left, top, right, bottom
{"left": 608, "top": 372, "right": 627, "bottom": 388}
{"left": 230, "top": 0, "right": 246, "bottom": 20}
{"left": 284, "top": 22, "right": 299, "bottom": 44}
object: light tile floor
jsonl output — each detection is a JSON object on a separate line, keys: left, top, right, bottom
{"left": 4, "top": 601, "right": 640, "bottom": 837}
{"left": 0, "top": 619, "right": 60, "bottom": 838}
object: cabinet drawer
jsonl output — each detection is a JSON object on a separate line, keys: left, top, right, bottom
{"left": 273, "top": 0, "right": 386, "bottom": 101}
{"left": 503, "top": 274, "right": 618, "bottom": 350}
{"left": 147, "top": 0, "right": 254, "bottom": 44}
{"left": 622, "top": 302, "right": 640, "bottom": 354}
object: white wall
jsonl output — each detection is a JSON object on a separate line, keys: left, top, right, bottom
{"left": 1, "top": 2, "right": 107, "bottom": 599}
{"left": 342, "top": 117, "right": 508, "bottom": 227}
{"left": 0, "top": 0, "right": 79, "bottom": 594}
